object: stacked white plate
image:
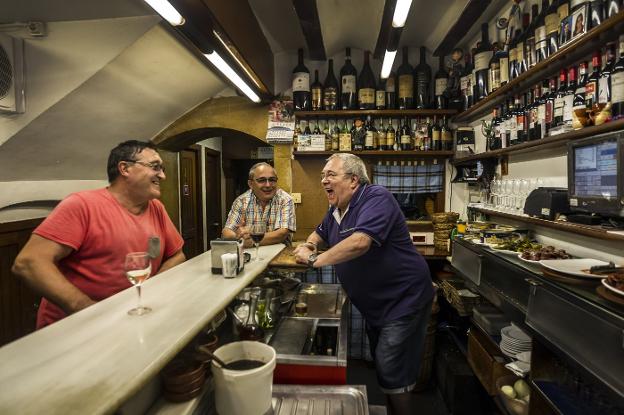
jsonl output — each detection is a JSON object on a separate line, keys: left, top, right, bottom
{"left": 500, "top": 324, "right": 532, "bottom": 359}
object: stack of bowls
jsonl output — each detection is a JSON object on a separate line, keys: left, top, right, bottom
{"left": 161, "top": 358, "right": 206, "bottom": 402}
{"left": 431, "top": 212, "right": 460, "bottom": 251}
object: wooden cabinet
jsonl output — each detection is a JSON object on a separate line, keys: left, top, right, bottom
{"left": 0, "top": 219, "right": 41, "bottom": 346}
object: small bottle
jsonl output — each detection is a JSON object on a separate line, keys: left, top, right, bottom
{"left": 386, "top": 119, "right": 396, "bottom": 151}
{"left": 239, "top": 294, "right": 265, "bottom": 341}
{"left": 311, "top": 69, "right": 323, "bottom": 111}
{"left": 377, "top": 118, "right": 387, "bottom": 150}
{"left": 331, "top": 120, "right": 340, "bottom": 151}
{"left": 399, "top": 117, "right": 412, "bottom": 150}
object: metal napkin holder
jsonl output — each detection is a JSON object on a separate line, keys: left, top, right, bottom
{"left": 210, "top": 239, "right": 245, "bottom": 275}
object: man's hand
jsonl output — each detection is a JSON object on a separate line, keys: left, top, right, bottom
{"left": 236, "top": 222, "right": 253, "bottom": 248}
{"left": 293, "top": 244, "right": 314, "bottom": 264}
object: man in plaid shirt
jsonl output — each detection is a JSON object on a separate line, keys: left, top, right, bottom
{"left": 222, "top": 162, "right": 296, "bottom": 246}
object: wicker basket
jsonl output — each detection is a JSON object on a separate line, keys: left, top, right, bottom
{"left": 440, "top": 279, "right": 480, "bottom": 316}
{"left": 434, "top": 229, "right": 451, "bottom": 239}
{"left": 431, "top": 212, "right": 460, "bottom": 224}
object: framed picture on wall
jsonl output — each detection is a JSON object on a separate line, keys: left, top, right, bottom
{"left": 560, "top": 4, "right": 588, "bottom": 46}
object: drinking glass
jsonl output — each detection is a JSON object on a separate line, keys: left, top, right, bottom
{"left": 249, "top": 223, "right": 266, "bottom": 261}
{"left": 124, "top": 252, "right": 152, "bottom": 316}
{"left": 512, "top": 179, "right": 521, "bottom": 212}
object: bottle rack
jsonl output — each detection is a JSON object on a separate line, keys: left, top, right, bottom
{"left": 294, "top": 109, "right": 457, "bottom": 118}
{"left": 452, "top": 11, "right": 624, "bottom": 124}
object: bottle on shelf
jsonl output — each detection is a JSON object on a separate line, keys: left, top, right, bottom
{"left": 611, "top": 35, "right": 624, "bottom": 119}
{"left": 558, "top": 0, "right": 570, "bottom": 22}
{"left": 441, "top": 116, "right": 453, "bottom": 151}
{"left": 490, "top": 26, "right": 509, "bottom": 90}
{"left": 358, "top": 51, "right": 376, "bottom": 110}
{"left": 313, "top": 118, "right": 322, "bottom": 134}
{"left": 377, "top": 118, "right": 387, "bottom": 150}
{"left": 386, "top": 119, "right": 397, "bottom": 151}
{"left": 351, "top": 118, "right": 365, "bottom": 151}
{"left": 461, "top": 52, "right": 474, "bottom": 110}
{"left": 397, "top": 47, "right": 414, "bottom": 109}
{"left": 513, "top": 94, "right": 525, "bottom": 144}
{"left": 340, "top": 47, "right": 358, "bottom": 110}
{"left": 364, "top": 116, "right": 376, "bottom": 150}
{"left": 531, "top": 83, "right": 543, "bottom": 140}
{"left": 516, "top": 12, "right": 531, "bottom": 75}
{"left": 490, "top": 107, "right": 501, "bottom": 151}
{"left": 376, "top": 78, "right": 386, "bottom": 110}
{"left": 399, "top": 117, "right": 412, "bottom": 150}
{"left": 431, "top": 116, "right": 441, "bottom": 151}
{"left": 323, "top": 120, "right": 331, "bottom": 150}
{"left": 415, "top": 46, "right": 432, "bottom": 109}
{"left": 385, "top": 72, "right": 397, "bottom": 109}
{"left": 500, "top": 104, "right": 509, "bottom": 149}
{"left": 422, "top": 117, "right": 432, "bottom": 151}
{"left": 323, "top": 59, "right": 338, "bottom": 110}
{"left": 596, "top": 43, "right": 616, "bottom": 125}
{"left": 588, "top": 0, "right": 604, "bottom": 30}
{"left": 489, "top": 42, "right": 502, "bottom": 93}
{"left": 473, "top": 23, "right": 493, "bottom": 101}
{"left": 585, "top": 51, "right": 602, "bottom": 123}
{"left": 606, "top": 0, "right": 621, "bottom": 18}
{"left": 524, "top": 3, "right": 540, "bottom": 70}
{"left": 311, "top": 69, "right": 323, "bottom": 111}
{"left": 573, "top": 61, "right": 591, "bottom": 128}
{"left": 554, "top": 69, "right": 568, "bottom": 126}
{"left": 563, "top": 65, "right": 577, "bottom": 128}
{"left": 524, "top": 88, "right": 537, "bottom": 140}
{"left": 504, "top": 99, "right": 515, "bottom": 147}
{"left": 435, "top": 55, "right": 449, "bottom": 109}
{"left": 304, "top": 120, "right": 312, "bottom": 135}
{"left": 544, "top": 77, "right": 557, "bottom": 136}
{"left": 413, "top": 118, "right": 424, "bottom": 150}
{"left": 545, "top": 0, "right": 561, "bottom": 57}
{"left": 331, "top": 120, "right": 340, "bottom": 151}
{"left": 292, "top": 48, "right": 311, "bottom": 111}
{"left": 508, "top": 26, "right": 522, "bottom": 80}
{"left": 339, "top": 119, "right": 351, "bottom": 151}
{"left": 535, "top": 0, "right": 550, "bottom": 63}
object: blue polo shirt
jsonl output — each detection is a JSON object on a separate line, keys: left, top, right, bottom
{"left": 316, "top": 184, "right": 434, "bottom": 327}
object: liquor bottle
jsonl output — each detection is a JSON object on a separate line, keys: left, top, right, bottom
{"left": 376, "top": 78, "right": 386, "bottom": 110}
{"left": 505, "top": 99, "right": 516, "bottom": 146}
{"left": 385, "top": 72, "right": 397, "bottom": 109}
{"left": 489, "top": 42, "right": 502, "bottom": 93}
{"left": 606, "top": 0, "right": 621, "bottom": 18}
{"left": 589, "top": 0, "right": 604, "bottom": 29}
{"left": 524, "top": 4, "right": 540, "bottom": 70}
{"left": 399, "top": 117, "right": 412, "bottom": 150}
{"left": 558, "top": 0, "right": 570, "bottom": 21}
{"left": 524, "top": 89, "right": 535, "bottom": 140}
{"left": 441, "top": 116, "right": 453, "bottom": 151}
{"left": 339, "top": 119, "right": 351, "bottom": 151}
{"left": 515, "top": 94, "right": 527, "bottom": 143}
{"left": 545, "top": 77, "right": 557, "bottom": 135}
{"left": 500, "top": 104, "right": 509, "bottom": 149}
{"left": 422, "top": 117, "right": 432, "bottom": 151}
{"left": 596, "top": 42, "right": 616, "bottom": 125}
{"left": 563, "top": 66, "right": 577, "bottom": 127}
{"left": 331, "top": 120, "right": 340, "bottom": 151}
{"left": 517, "top": 12, "right": 531, "bottom": 75}
{"left": 351, "top": 118, "right": 365, "bottom": 151}
{"left": 377, "top": 118, "right": 387, "bottom": 150}
{"left": 323, "top": 120, "right": 331, "bottom": 150}
{"left": 311, "top": 70, "right": 323, "bottom": 111}
{"left": 474, "top": 23, "right": 493, "bottom": 101}
{"left": 364, "top": 116, "right": 376, "bottom": 150}
{"left": 490, "top": 108, "right": 501, "bottom": 150}
{"left": 572, "top": 61, "right": 590, "bottom": 128}
{"left": 411, "top": 119, "right": 421, "bottom": 150}
{"left": 323, "top": 59, "right": 339, "bottom": 110}
{"left": 496, "top": 28, "right": 510, "bottom": 87}
{"left": 545, "top": 0, "right": 561, "bottom": 57}
{"left": 397, "top": 47, "right": 414, "bottom": 109}
{"left": 340, "top": 47, "right": 358, "bottom": 110}
{"left": 508, "top": 27, "right": 522, "bottom": 80}
{"left": 461, "top": 52, "right": 474, "bottom": 110}
{"left": 612, "top": 35, "right": 624, "bottom": 119}
{"left": 358, "top": 51, "right": 376, "bottom": 110}
{"left": 431, "top": 117, "right": 441, "bottom": 151}
{"left": 530, "top": 84, "right": 542, "bottom": 140}
{"left": 553, "top": 69, "right": 568, "bottom": 125}
{"left": 386, "top": 119, "right": 397, "bottom": 151}
{"left": 535, "top": 0, "right": 550, "bottom": 63}
{"left": 415, "top": 46, "right": 432, "bottom": 109}
{"left": 292, "top": 48, "right": 311, "bottom": 111}
{"left": 435, "top": 55, "right": 449, "bottom": 109}
{"left": 585, "top": 51, "right": 601, "bottom": 113}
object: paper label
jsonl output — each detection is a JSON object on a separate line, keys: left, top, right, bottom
{"left": 598, "top": 77, "right": 609, "bottom": 104}
{"left": 358, "top": 88, "right": 375, "bottom": 104}
{"left": 376, "top": 90, "right": 386, "bottom": 106}
{"left": 398, "top": 74, "right": 414, "bottom": 98}
{"left": 342, "top": 75, "right": 356, "bottom": 93}
{"left": 292, "top": 72, "right": 310, "bottom": 92}
{"left": 474, "top": 51, "right": 493, "bottom": 71}
{"left": 611, "top": 72, "right": 624, "bottom": 103}
{"left": 385, "top": 77, "right": 396, "bottom": 93}
{"left": 435, "top": 78, "right": 448, "bottom": 95}
{"left": 563, "top": 95, "right": 574, "bottom": 121}
{"left": 554, "top": 97, "right": 565, "bottom": 117}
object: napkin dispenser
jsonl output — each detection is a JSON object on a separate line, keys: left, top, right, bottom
{"left": 210, "top": 239, "right": 244, "bottom": 274}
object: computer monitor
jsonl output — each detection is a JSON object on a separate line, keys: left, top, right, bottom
{"left": 567, "top": 131, "right": 624, "bottom": 219}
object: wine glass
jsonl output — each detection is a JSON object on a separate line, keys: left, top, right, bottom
{"left": 124, "top": 252, "right": 152, "bottom": 315}
{"left": 249, "top": 223, "right": 266, "bottom": 261}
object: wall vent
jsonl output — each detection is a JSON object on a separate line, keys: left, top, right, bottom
{"left": 0, "top": 34, "right": 25, "bottom": 114}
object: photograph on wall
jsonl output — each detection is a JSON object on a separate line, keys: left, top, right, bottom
{"left": 559, "top": 4, "right": 588, "bottom": 46}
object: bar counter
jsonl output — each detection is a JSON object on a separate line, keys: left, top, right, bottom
{"left": 0, "top": 244, "right": 285, "bottom": 415}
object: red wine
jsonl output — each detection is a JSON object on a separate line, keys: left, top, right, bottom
{"left": 250, "top": 233, "right": 264, "bottom": 244}
{"left": 226, "top": 359, "right": 265, "bottom": 371}
{"left": 238, "top": 325, "right": 264, "bottom": 341}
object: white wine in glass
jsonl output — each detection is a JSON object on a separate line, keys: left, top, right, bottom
{"left": 125, "top": 252, "right": 152, "bottom": 316}
{"left": 249, "top": 223, "right": 266, "bottom": 261}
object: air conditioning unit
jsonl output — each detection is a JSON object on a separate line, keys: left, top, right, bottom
{"left": 0, "top": 33, "right": 25, "bottom": 114}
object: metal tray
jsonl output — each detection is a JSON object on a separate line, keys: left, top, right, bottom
{"left": 297, "top": 284, "right": 345, "bottom": 319}
{"left": 271, "top": 384, "right": 369, "bottom": 415}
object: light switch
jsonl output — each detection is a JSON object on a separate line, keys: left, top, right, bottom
{"left": 291, "top": 193, "right": 302, "bottom": 204}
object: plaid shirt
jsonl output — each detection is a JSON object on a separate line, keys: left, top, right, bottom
{"left": 224, "top": 189, "right": 296, "bottom": 243}
{"left": 372, "top": 163, "right": 444, "bottom": 193}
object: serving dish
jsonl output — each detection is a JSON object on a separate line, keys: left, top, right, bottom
{"left": 539, "top": 259, "right": 611, "bottom": 279}
{"left": 602, "top": 278, "right": 624, "bottom": 297}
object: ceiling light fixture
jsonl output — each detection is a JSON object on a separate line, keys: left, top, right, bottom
{"left": 143, "top": 0, "right": 185, "bottom": 26}
{"left": 380, "top": 49, "right": 397, "bottom": 79}
{"left": 204, "top": 51, "right": 261, "bottom": 103}
{"left": 392, "top": 0, "right": 413, "bottom": 27}
{"left": 212, "top": 30, "right": 262, "bottom": 89}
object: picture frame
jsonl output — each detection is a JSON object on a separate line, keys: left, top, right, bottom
{"left": 559, "top": 4, "right": 588, "bottom": 46}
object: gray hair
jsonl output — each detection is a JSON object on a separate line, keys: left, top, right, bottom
{"left": 248, "top": 162, "right": 276, "bottom": 180}
{"left": 326, "top": 153, "right": 370, "bottom": 185}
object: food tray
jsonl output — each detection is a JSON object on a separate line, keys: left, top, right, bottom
{"left": 272, "top": 384, "right": 369, "bottom": 415}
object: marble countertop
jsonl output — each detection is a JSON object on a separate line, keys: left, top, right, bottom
{"left": 0, "top": 244, "right": 285, "bottom": 415}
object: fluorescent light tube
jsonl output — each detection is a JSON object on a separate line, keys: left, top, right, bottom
{"left": 204, "top": 51, "right": 261, "bottom": 103}
{"left": 392, "top": 0, "right": 413, "bottom": 27}
{"left": 143, "top": 0, "right": 185, "bottom": 26}
{"left": 381, "top": 49, "right": 397, "bottom": 79}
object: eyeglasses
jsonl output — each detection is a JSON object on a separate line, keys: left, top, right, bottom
{"left": 125, "top": 160, "right": 166, "bottom": 173}
{"left": 320, "top": 172, "right": 352, "bottom": 181}
{"left": 253, "top": 177, "right": 278, "bottom": 184}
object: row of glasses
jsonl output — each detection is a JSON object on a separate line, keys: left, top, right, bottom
{"left": 488, "top": 178, "right": 545, "bottom": 213}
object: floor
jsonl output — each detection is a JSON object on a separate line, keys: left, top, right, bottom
{"left": 346, "top": 359, "right": 450, "bottom": 415}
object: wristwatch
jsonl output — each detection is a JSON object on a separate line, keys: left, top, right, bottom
{"left": 307, "top": 253, "right": 318, "bottom": 268}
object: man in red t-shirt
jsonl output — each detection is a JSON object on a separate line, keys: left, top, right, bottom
{"left": 12, "top": 140, "right": 185, "bottom": 328}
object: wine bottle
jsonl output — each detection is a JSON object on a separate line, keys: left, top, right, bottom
{"left": 385, "top": 72, "right": 397, "bottom": 109}
{"left": 505, "top": 99, "right": 516, "bottom": 146}
{"left": 524, "top": 4, "right": 540, "bottom": 70}
{"left": 606, "top": 0, "right": 621, "bottom": 18}
{"left": 323, "top": 59, "right": 338, "bottom": 110}
{"left": 508, "top": 27, "right": 522, "bottom": 80}
{"left": 544, "top": 77, "right": 557, "bottom": 135}
{"left": 461, "top": 52, "right": 474, "bottom": 110}
{"left": 331, "top": 120, "right": 340, "bottom": 151}
{"left": 397, "top": 47, "right": 414, "bottom": 109}
{"left": 412, "top": 118, "right": 423, "bottom": 150}
{"left": 313, "top": 118, "right": 322, "bottom": 134}
{"left": 434, "top": 55, "right": 449, "bottom": 109}
{"left": 500, "top": 104, "right": 509, "bottom": 148}
{"left": 517, "top": 12, "right": 531, "bottom": 75}
{"left": 311, "top": 70, "right": 323, "bottom": 111}
{"left": 530, "top": 84, "right": 541, "bottom": 140}
{"left": 545, "top": 0, "right": 561, "bottom": 57}
{"left": 431, "top": 117, "right": 441, "bottom": 151}
{"left": 323, "top": 120, "right": 331, "bottom": 150}
{"left": 490, "top": 108, "right": 501, "bottom": 150}
{"left": 422, "top": 117, "right": 432, "bottom": 151}
{"left": 376, "top": 78, "right": 386, "bottom": 110}
{"left": 399, "top": 117, "right": 412, "bottom": 150}
{"left": 524, "top": 88, "right": 536, "bottom": 140}
{"left": 572, "top": 61, "right": 590, "bottom": 128}
{"left": 535, "top": 0, "right": 549, "bottom": 63}
{"left": 377, "top": 118, "right": 387, "bottom": 150}
{"left": 414, "top": 46, "right": 432, "bottom": 109}
{"left": 595, "top": 43, "right": 615, "bottom": 125}
{"left": 340, "top": 47, "right": 357, "bottom": 110}
{"left": 386, "top": 119, "right": 397, "bottom": 151}
{"left": 352, "top": 118, "right": 366, "bottom": 151}
{"left": 489, "top": 42, "right": 502, "bottom": 93}
{"left": 441, "top": 116, "right": 453, "bottom": 151}
{"left": 358, "top": 51, "right": 376, "bottom": 110}
{"left": 473, "top": 23, "right": 493, "bottom": 101}
{"left": 364, "top": 116, "right": 376, "bottom": 150}
{"left": 516, "top": 94, "right": 527, "bottom": 143}
{"left": 612, "top": 35, "right": 624, "bottom": 119}
{"left": 563, "top": 66, "right": 577, "bottom": 127}
{"left": 497, "top": 30, "right": 510, "bottom": 87}
{"left": 339, "top": 119, "right": 352, "bottom": 151}
{"left": 553, "top": 69, "right": 568, "bottom": 125}
{"left": 304, "top": 120, "right": 312, "bottom": 135}
{"left": 558, "top": 0, "right": 570, "bottom": 22}
{"left": 292, "top": 48, "right": 311, "bottom": 111}
{"left": 585, "top": 51, "right": 601, "bottom": 113}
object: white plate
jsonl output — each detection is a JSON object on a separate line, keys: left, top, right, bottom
{"left": 539, "top": 258, "right": 612, "bottom": 279}
{"left": 490, "top": 245, "right": 519, "bottom": 255}
{"left": 501, "top": 325, "right": 531, "bottom": 342}
{"left": 601, "top": 278, "right": 624, "bottom": 297}
{"left": 517, "top": 253, "right": 541, "bottom": 264}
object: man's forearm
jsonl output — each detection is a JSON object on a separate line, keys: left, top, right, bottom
{"left": 260, "top": 228, "right": 290, "bottom": 245}
{"left": 158, "top": 250, "right": 186, "bottom": 274}
{"left": 314, "top": 232, "right": 371, "bottom": 267}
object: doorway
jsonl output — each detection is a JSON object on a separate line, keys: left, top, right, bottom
{"left": 179, "top": 147, "right": 203, "bottom": 259}
{"left": 204, "top": 148, "right": 222, "bottom": 243}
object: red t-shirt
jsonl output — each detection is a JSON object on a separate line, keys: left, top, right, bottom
{"left": 33, "top": 188, "right": 184, "bottom": 328}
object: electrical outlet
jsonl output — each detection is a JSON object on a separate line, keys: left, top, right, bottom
{"left": 291, "top": 193, "right": 302, "bottom": 204}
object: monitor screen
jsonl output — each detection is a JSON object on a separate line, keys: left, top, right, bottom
{"left": 573, "top": 139, "right": 618, "bottom": 198}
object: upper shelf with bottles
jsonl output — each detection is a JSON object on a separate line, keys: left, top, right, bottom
{"left": 294, "top": 109, "right": 457, "bottom": 118}
{"left": 453, "top": 5, "right": 624, "bottom": 124}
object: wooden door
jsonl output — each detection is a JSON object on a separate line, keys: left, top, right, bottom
{"left": 204, "top": 148, "right": 222, "bottom": 243}
{"left": 179, "top": 148, "right": 203, "bottom": 259}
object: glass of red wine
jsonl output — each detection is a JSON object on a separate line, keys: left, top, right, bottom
{"left": 249, "top": 223, "right": 266, "bottom": 261}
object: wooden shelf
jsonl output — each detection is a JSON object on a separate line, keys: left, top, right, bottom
{"left": 470, "top": 206, "right": 624, "bottom": 241}
{"left": 452, "top": 118, "right": 624, "bottom": 165}
{"left": 294, "top": 109, "right": 457, "bottom": 118}
{"left": 453, "top": 11, "right": 624, "bottom": 124}
{"left": 293, "top": 150, "right": 454, "bottom": 157}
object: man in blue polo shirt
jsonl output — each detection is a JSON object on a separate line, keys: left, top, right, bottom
{"left": 294, "top": 153, "right": 434, "bottom": 415}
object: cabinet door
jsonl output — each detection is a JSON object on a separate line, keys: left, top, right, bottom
{"left": 0, "top": 230, "right": 39, "bottom": 346}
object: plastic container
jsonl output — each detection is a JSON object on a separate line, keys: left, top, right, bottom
{"left": 211, "top": 341, "right": 276, "bottom": 415}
